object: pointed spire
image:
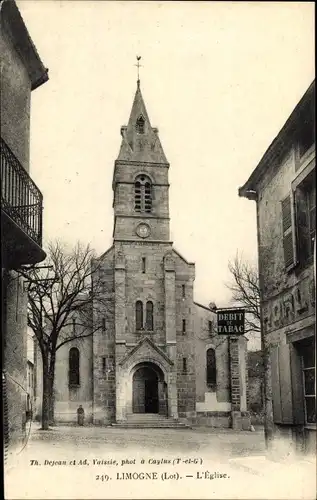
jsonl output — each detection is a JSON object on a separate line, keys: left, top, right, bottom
{"left": 135, "top": 56, "right": 142, "bottom": 89}
{"left": 116, "top": 72, "right": 168, "bottom": 164}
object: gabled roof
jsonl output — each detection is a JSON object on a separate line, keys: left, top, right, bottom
{"left": 172, "top": 247, "right": 195, "bottom": 266}
{"left": 119, "top": 336, "right": 174, "bottom": 367}
{"left": 0, "top": 0, "right": 48, "bottom": 90}
{"left": 194, "top": 301, "right": 214, "bottom": 313}
{"left": 239, "top": 80, "right": 315, "bottom": 199}
{"left": 117, "top": 83, "right": 168, "bottom": 164}
{"left": 97, "top": 245, "right": 114, "bottom": 262}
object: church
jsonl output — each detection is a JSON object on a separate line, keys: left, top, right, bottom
{"left": 35, "top": 80, "right": 250, "bottom": 429}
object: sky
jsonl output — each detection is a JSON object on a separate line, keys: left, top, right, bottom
{"left": 19, "top": 0, "right": 314, "bottom": 309}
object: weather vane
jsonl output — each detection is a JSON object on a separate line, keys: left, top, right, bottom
{"left": 135, "top": 56, "right": 142, "bottom": 87}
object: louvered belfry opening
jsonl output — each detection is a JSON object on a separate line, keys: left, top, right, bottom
{"left": 144, "top": 182, "right": 152, "bottom": 212}
{"left": 136, "top": 115, "right": 145, "bottom": 135}
{"left": 134, "top": 175, "right": 152, "bottom": 213}
{"left": 134, "top": 181, "right": 142, "bottom": 211}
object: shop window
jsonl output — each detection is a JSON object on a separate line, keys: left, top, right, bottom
{"left": 301, "top": 343, "right": 316, "bottom": 424}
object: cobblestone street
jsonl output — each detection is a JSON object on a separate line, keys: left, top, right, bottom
{"left": 5, "top": 424, "right": 316, "bottom": 500}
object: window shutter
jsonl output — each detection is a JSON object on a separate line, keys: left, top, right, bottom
{"left": 295, "top": 188, "right": 310, "bottom": 262}
{"left": 270, "top": 345, "right": 283, "bottom": 423}
{"left": 270, "top": 343, "right": 296, "bottom": 425}
{"left": 281, "top": 195, "right": 295, "bottom": 268}
{"left": 278, "top": 344, "right": 294, "bottom": 424}
{"left": 289, "top": 343, "right": 305, "bottom": 425}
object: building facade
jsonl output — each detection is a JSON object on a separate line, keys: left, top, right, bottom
{"left": 239, "top": 81, "right": 315, "bottom": 455}
{"left": 1, "top": 0, "right": 48, "bottom": 457}
{"left": 35, "top": 81, "right": 250, "bottom": 429}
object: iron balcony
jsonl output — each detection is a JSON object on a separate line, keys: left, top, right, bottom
{"left": 1, "top": 137, "right": 46, "bottom": 268}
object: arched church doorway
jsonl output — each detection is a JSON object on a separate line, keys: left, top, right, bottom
{"left": 132, "top": 363, "right": 165, "bottom": 414}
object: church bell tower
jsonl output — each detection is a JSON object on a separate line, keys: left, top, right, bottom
{"left": 112, "top": 80, "right": 171, "bottom": 244}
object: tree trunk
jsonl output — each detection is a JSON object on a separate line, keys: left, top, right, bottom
{"left": 41, "top": 356, "right": 50, "bottom": 430}
{"left": 48, "top": 353, "right": 56, "bottom": 425}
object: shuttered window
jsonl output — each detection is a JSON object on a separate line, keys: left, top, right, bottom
{"left": 295, "top": 173, "right": 316, "bottom": 265}
{"left": 270, "top": 344, "right": 294, "bottom": 424}
{"left": 281, "top": 195, "right": 295, "bottom": 268}
{"left": 270, "top": 339, "right": 315, "bottom": 426}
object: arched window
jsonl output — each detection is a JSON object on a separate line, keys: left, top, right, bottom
{"left": 145, "top": 301, "right": 154, "bottom": 331}
{"left": 206, "top": 348, "right": 216, "bottom": 387}
{"left": 136, "top": 115, "right": 145, "bottom": 134}
{"left": 136, "top": 300, "right": 143, "bottom": 330}
{"left": 69, "top": 347, "right": 80, "bottom": 386}
{"left": 134, "top": 175, "right": 152, "bottom": 213}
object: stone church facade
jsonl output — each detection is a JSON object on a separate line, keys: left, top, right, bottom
{"left": 35, "top": 82, "right": 250, "bottom": 428}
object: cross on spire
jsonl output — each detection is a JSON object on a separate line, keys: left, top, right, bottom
{"left": 135, "top": 56, "right": 143, "bottom": 88}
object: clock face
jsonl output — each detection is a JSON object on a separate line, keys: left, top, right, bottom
{"left": 136, "top": 223, "right": 151, "bottom": 238}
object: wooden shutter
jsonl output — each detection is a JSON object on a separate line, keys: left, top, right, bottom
{"left": 278, "top": 344, "right": 294, "bottom": 424}
{"left": 289, "top": 343, "right": 305, "bottom": 425}
{"left": 281, "top": 195, "right": 295, "bottom": 268}
{"left": 270, "top": 345, "right": 282, "bottom": 423}
{"left": 270, "top": 343, "right": 295, "bottom": 424}
{"left": 295, "top": 188, "right": 310, "bottom": 263}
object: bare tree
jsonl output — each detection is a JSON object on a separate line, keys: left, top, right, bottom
{"left": 226, "top": 253, "right": 261, "bottom": 334}
{"left": 227, "top": 252, "right": 275, "bottom": 449}
{"left": 20, "top": 241, "right": 104, "bottom": 430}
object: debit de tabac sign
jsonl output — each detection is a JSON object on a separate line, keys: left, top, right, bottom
{"left": 216, "top": 308, "right": 245, "bottom": 335}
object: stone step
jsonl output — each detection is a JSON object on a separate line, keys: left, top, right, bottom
{"left": 112, "top": 417, "right": 191, "bottom": 429}
{"left": 112, "top": 421, "right": 191, "bottom": 429}
{"left": 127, "top": 413, "right": 168, "bottom": 420}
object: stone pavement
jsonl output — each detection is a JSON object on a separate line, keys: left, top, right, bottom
{"left": 4, "top": 424, "right": 316, "bottom": 500}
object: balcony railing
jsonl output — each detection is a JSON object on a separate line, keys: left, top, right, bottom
{"left": 1, "top": 137, "right": 43, "bottom": 247}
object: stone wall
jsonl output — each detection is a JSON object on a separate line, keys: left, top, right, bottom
{"left": 1, "top": 4, "right": 46, "bottom": 454}
{"left": 194, "top": 303, "right": 231, "bottom": 410}
{"left": 92, "top": 247, "right": 116, "bottom": 424}
{"left": 0, "top": 26, "right": 31, "bottom": 171}
{"left": 3, "top": 272, "right": 28, "bottom": 452}
{"left": 253, "top": 103, "right": 315, "bottom": 453}
{"left": 34, "top": 330, "right": 94, "bottom": 424}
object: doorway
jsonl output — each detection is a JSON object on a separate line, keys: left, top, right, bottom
{"left": 132, "top": 365, "right": 159, "bottom": 413}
